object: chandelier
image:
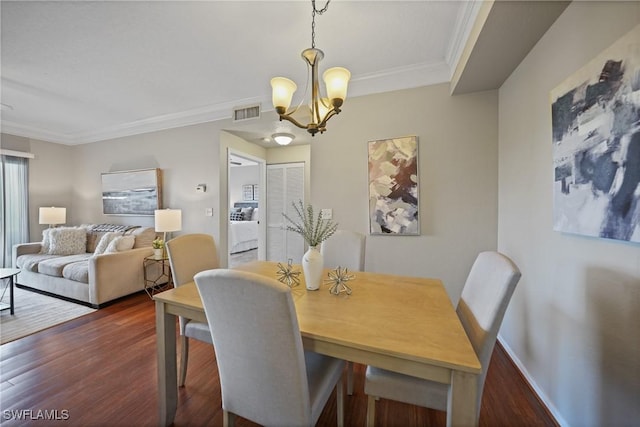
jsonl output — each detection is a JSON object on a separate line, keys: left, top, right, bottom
{"left": 270, "top": 0, "right": 350, "bottom": 137}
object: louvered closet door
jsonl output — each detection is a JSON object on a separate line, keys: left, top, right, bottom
{"left": 266, "top": 163, "right": 304, "bottom": 263}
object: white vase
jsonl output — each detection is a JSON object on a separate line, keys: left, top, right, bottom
{"left": 302, "top": 246, "right": 323, "bottom": 291}
{"left": 153, "top": 248, "right": 163, "bottom": 259}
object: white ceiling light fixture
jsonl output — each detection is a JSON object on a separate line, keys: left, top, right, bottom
{"left": 270, "top": 0, "right": 350, "bottom": 137}
{"left": 272, "top": 132, "right": 295, "bottom": 146}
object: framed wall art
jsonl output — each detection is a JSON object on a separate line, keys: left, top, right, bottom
{"left": 368, "top": 135, "right": 419, "bottom": 235}
{"left": 551, "top": 24, "right": 640, "bottom": 243}
{"left": 101, "top": 168, "right": 162, "bottom": 216}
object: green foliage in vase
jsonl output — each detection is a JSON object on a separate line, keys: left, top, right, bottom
{"left": 152, "top": 238, "right": 164, "bottom": 249}
{"left": 283, "top": 200, "right": 338, "bottom": 247}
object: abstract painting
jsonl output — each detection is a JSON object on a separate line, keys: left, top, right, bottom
{"left": 101, "top": 168, "right": 162, "bottom": 216}
{"left": 368, "top": 136, "right": 419, "bottom": 235}
{"left": 551, "top": 24, "right": 640, "bottom": 243}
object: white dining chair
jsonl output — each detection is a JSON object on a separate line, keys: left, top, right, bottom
{"left": 165, "top": 233, "right": 219, "bottom": 387}
{"left": 364, "top": 251, "right": 521, "bottom": 426}
{"left": 320, "top": 229, "right": 366, "bottom": 395}
{"left": 194, "top": 268, "right": 345, "bottom": 427}
{"left": 321, "top": 230, "right": 366, "bottom": 272}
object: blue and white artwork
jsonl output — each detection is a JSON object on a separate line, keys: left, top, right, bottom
{"left": 368, "top": 136, "right": 419, "bottom": 235}
{"left": 101, "top": 169, "right": 162, "bottom": 216}
{"left": 551, "top": 25, "right": 640, "bottom": 243}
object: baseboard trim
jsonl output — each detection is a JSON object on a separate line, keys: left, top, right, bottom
{"left": 14, "top": 283, "right": 144, "bottom": 309}
{"left": 497, "top": 335, "right": 569, "bottom": 427}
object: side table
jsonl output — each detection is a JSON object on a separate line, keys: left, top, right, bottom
{"left": 0, "top": 268, "right": 20, "bottom": 315}
{"left": 143, "top": 256, "right": 173, "bottom": 298}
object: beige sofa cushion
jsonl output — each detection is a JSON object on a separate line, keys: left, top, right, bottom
{"left": 62, "top": 261, "right": 89, "bottom": 283}
{"left": 16, "top": 253, "right": 58, "bottom": 272}
{"left": 37, "top": 254, "right": 92, "bottom": 277}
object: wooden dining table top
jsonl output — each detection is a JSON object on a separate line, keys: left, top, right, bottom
{"left": 154, "top": 260, "right": 481, "bottom": 375}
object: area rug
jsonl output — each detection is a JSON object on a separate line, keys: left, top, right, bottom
{"left": 0, "top": 287, "right": 96, "bottom": 345}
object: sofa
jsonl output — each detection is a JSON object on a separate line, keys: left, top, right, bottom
{"left": 12, "top": 224, "right": 157, "bottom": 308}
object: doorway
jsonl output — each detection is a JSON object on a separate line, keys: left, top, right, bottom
{"left": 227, "top": 150, "right": 266, "bottom": 267}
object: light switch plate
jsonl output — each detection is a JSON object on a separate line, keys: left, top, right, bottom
{"left": 205, "top": 208, "right": 213, "bottom": 217}
{"left": 321, "top": 208, "right": 332, "bottom": 219}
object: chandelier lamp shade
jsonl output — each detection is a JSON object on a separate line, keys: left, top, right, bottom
{"left": 270, "top": 0, "right": 350, "bottom": 137}
{"left": 39, "top": 207, "right": 66, "bottom": 227}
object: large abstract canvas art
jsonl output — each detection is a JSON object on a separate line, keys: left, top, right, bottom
{"left": 368, "top": 136, "right": 419, "bottom": 235}
{"left": 101, "top": 168, "right": 162, "bottom": 216}
{"left": 551, "top": 24, "right": 640, "bottom": 243}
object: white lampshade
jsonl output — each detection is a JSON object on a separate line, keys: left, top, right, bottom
{"left": 39, "top": 207, "right": 66, "bottom": 226}
{"left": 155, "top": 209, "right": 182, "bottom": 232}
{"left": 272, "top": 132, "right": 295, "bottom": 146}
{"left": 271, "top": 77, "right": 297, "bottom": 111}
{"left": 323, "top": 67, "right": 351, "bottom": 103}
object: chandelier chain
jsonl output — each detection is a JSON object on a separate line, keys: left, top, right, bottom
{"left": 311, "top": 0, "right": 331, "bottom": 49}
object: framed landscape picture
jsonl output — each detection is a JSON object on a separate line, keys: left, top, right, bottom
{"left": 550, "top": 24, "right": 640, "bottom": 243}
{"left": 368, "top": 135, "right": 419, "bottom": 235}
{"left": 101, "top": 168, "right": 162, "bottom": 216}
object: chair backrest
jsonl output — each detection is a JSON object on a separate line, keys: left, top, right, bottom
{"left": 166, "top": 233, "right": 219, "bottom": 287}
{"left": 456, "top": 251, "right": 521, "bottom": 413}
{"left": 194, "top": 269, "right": 313, "bottom": 426}
{"left": 320, "top": 230, "right": 366, "bottom": 271}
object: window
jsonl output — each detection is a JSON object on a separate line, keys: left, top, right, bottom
{"left": 1, "top": 155, "right": 29, "bottom": 267}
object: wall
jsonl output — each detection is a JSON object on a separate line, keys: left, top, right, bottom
{"left": 311, "top": 83, "right": 499, "bottom": 301}
{"left": 229, "top": 164, "right": 259, "bottom": 207}
{"left": 498, "top": 2, "right": 640, "bottom": 426}
{"left": 71, "top": 121, "right": 224, "bottom": 244}
{"left": 1, "top": 133, "right": 74, "bottom": 241}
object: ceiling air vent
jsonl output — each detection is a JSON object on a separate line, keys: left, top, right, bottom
{"left": 232, "top": 104, "right": 261, "bottom": 122}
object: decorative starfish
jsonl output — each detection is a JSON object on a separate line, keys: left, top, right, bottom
{"left": 276, "top": 259, "right": 301, "bottom": 288}
{"left": 324, "top": 266, "right": 355, "bottom": 295}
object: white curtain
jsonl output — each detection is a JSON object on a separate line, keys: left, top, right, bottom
{"left": 1, "top": 155, "right": 30, "bottom": 268}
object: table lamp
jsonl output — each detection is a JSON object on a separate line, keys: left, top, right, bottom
{"left": 154, "top": 208, "right": 182, "bottom": 255}
{"left": 39, "top": 207, "right": 66, "bottom": 228}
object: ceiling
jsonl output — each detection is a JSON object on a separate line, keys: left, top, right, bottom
{"left": 0, "top": 1, "right": 568, "bottom": 147}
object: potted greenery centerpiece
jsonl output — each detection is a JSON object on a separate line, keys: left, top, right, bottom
{"left": 283, "top": 201, "right": 338, "bottom": 290}
{"left": 152, "top": 237, "right": 164, "bottom": 259}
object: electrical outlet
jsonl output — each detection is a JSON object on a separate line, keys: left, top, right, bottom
{"left": 321, "top": 208, "right": 333, "bottom": 219}
{"left": 205, "top": 208, "right": 213, "bottom": 217}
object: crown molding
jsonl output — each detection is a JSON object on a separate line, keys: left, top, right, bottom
{"left": 445, "top": 0, "right": 484, "bottom": 77}
{"left": 344, "top": 60, "right": 451, "bottom": 99}
{"left": 3, "top": 62, "right": 453, "bottom": 145}
{"left": 1, "top": 120, "right": 71, "bottom": 145}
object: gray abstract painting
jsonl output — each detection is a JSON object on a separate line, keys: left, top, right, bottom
{"left": 551, "top": 25, "right": 640, "bottom": 243}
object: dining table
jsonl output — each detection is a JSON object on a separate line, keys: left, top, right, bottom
{"left": 153, "top": 260, "right": 481, "bottom": 427}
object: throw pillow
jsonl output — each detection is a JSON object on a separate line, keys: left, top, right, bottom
{"left": 106, "top": 235, "right": 135, "bottom": 253}
{"left": 131, "top": 227, "right": 157, "bottom": 249}
{"left": 48, "top": 227, "right": 87, "bottom": 256}
{"left": 93, "top": 232, "right": 122, "bottom": 255}
{"left": 240, "top": 207, "right": 254, "bottom": 220}
{"left": 40, "top": 228, "right": 52, "bottom": 254}
{"left": 230, "top": 211, "right": 244, "bottom": 221}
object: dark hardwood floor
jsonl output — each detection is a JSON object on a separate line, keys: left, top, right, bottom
{"left": 0, "top": 292, "right": 557, "bottom": 427}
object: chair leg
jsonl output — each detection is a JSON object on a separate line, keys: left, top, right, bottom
{"left": 366, "top": 395, "right": 376, "bottom": 427}
{"left": 179, "top": 335, "right": 189, "bottom": 387}
{"left": 347, "top": 362, "right": 354, "bottom": 395}
{"left": 336, "top": 375, "right": 345, "bottom": 427}
{"left": 223, "top": 410, "right": 235, "bottom": 427}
